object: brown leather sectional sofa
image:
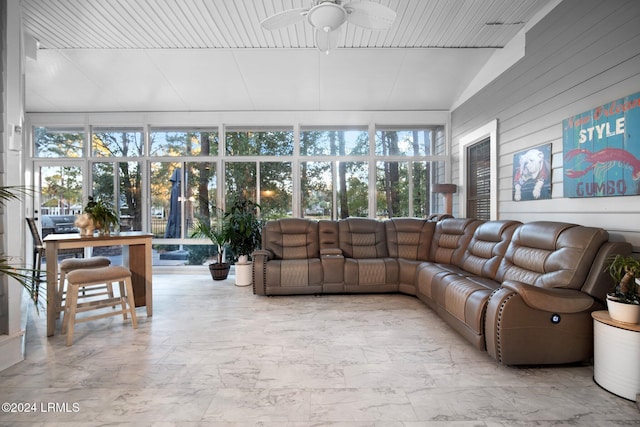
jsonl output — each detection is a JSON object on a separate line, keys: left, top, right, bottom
{"left": 252, "top": 217, "right": 631, "bottom": 365}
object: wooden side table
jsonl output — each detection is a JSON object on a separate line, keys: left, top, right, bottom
{"left": 592, "top": 310, "right": 640, "bottom": 401}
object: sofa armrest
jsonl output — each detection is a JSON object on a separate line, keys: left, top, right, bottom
{"left": 501, "top": 281, "right": 594, "bottom": 313}
{"left": 252, "top": 249, "right": 274, "bottom": 295}
{"left": 253, "top": 249, "right": 274, "bottom": 260}
{"left": 321, "top": 248, "right": 343, "bottom": 257}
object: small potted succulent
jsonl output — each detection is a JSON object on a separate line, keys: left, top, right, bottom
{"left": 606, "top": 254, "right": 640, "bottom": 323}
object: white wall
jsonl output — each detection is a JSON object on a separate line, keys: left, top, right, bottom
{"left": 451, "top": 0, "right": 640, "bottom": 250}
{"left": 0, "top": 0, "right": 29, "bottom": 371}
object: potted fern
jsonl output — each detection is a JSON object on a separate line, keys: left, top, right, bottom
{"left": 606, "top": 254, "right": 640, "bottom": 323}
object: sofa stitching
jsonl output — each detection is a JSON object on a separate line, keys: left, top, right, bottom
{"left": 494, "top": 291, "right": 515, "bottom": 363}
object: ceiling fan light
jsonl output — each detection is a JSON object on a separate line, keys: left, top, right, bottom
{"left": 307, "top": 3, "right": 347, "bottom": 32}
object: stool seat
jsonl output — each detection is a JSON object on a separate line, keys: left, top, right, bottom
{"left": 62, "top": 265, "right": 137, "bottom": 346}
{"left": 56, "top": 256, "right": 112, "bottom": 321}
{"left": 60, "top": 256, "right": 111, "bottom": 272}
{"left": 66, "top": 265, "right": 132, "bottom": 284}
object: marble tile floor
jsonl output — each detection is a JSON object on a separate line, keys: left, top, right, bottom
{"left": 1, "top": 273, "right": 639, "bottom": 426}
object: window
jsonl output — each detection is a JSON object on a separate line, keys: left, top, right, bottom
{"left": 301, "top": 161, "right": 333, "bottom": 219}
{"left": 150, "top": 128, "right": 218, "bottom": 157}
{"left": 38, "top": 165, "right": 83, "bottom": 216}
{"left": 301, "top": 128, "right": 368, "bottom": 156}
{"left": 150, "top": 161, "right": 217, "bottom": 239}
{"left": 466, "top": 139, "right": 491, "bottom": 220}
{"left": 259, "top": 162, "right": 292, "bottom": 220}
{"left": 337, "top": 161, "right": 368, "bottom": 218}
{"left": 375, "top": 127, "right": 442, "bottom": 156}
{"left": 92, "top": 127, "right": 143, "bottom": 157}
{"left": 226, "top": 128, "right": 293, "bottom": 156}
{"left": 34, "top": 127, "right": 84, "bottom": 158}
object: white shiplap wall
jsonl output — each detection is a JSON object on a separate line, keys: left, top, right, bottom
{"left": 451, "top": 0, "right": 640, "bottom": 250}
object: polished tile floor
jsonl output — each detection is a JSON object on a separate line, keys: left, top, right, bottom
{"left": 1, "top": 273, "right": 639, "bottom": 426}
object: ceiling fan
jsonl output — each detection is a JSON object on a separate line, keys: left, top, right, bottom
{"left": 261, "top": 0, "right": 396, "bottom": 53}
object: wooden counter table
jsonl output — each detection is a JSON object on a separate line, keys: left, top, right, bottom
{"left": 44, "top": 231, "right": 153, "bottom": 337}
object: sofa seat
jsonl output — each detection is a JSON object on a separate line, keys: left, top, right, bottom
{"left": 433, "top": 273, "right": 501, "bottom": 349}
{"left": 264, "top": 259, "right": 323, "bottom": 295}
{"left": 419, "top": 220, "right": 521, "bottom": 349}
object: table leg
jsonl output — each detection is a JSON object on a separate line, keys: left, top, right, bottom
{"left": 45, "top": 245, "right": 59, "bottom": 337}
{"left": 123, "top": 242, "right": 152, "bottom": 316}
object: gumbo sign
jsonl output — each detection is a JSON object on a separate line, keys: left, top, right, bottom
{"left": 563, "top": 91, "right": 640, "bottom": 198}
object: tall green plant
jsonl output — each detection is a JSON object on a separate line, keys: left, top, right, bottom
{"left": 225, "top": 198, "right": 262, "bottom": 261}
{"left": 0, "top": 186, "right": 40, "bottom": 309}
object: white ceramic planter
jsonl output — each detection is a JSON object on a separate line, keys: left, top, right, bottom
{"left": 235, "top": 262, "right": 252, "bottom": 287}
{"left": 607, "top": 298, "right": 640, "bottom": 324}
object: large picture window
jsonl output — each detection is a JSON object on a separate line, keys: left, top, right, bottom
{"left": 31, "top": 119, "right": 448, "bottom": 267}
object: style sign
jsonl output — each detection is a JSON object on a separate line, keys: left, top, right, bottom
{"left": 563, "top": 92, "right": 640, "bottom": 197}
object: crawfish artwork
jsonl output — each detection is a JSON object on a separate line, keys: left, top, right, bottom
{"left": 564, "top": 148, "right": 640, "bottom": 196}
{"left": 565, "top": 148, "right": 640, "bottom": 179}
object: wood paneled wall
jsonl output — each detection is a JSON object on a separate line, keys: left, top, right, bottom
{"left": 451, "top": 0, "right": 640, "bottom": 250}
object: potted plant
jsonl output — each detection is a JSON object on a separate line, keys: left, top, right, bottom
{"left": 0, "top": 186, "right": 40, "bottom": 309}
{"left": 82, "top": 196, "right": 119, "bottom": 235}
{"left": 605, "top": 254, "right": 640, "bottom": 323}
{"left": 191, "top": 217, "right": 230, "bottom": 281}
{"left": 224, "top": 198, "right": 262, "bottom": 286}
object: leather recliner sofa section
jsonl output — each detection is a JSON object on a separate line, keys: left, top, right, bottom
{"left": 252, "top": 217, "right": 632, "bottom": 365}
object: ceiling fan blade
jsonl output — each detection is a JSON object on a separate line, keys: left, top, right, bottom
{"left": 343, "top": 1, "right": 396, "bottom": 29}
{"left": 261, "top": 8, "right": 308, "bottom": 31}
{"left": 315, "top": 27, "right": 341, "bottom": 54}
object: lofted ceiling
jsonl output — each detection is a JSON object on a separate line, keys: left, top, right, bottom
{"left": 21, "top": 0, "right": 555, "bottom": 113}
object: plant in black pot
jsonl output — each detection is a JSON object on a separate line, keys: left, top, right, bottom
{"left": 191, "top": 217, "right": 230, "bottom": 281}
{"left": 606, "top": 254, "right": 640, "bottom": 323}
{"left": 224, "top": 198, "right": 262, "bottom": 286}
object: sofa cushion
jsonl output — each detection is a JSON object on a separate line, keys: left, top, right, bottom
{"left": 460, "top": 220, "right": 521, "bottom": 279}
{"left": 339, "top": 218, "right": 388, "bottom": 258}
{"left": 496, "top": 221, "right": 609, "bottom": 290}
{"left": 430, "top": 218, "right": 483, "bottom": 265}
{"left": 385, "top": 218, "right": 434, "bottom": 261}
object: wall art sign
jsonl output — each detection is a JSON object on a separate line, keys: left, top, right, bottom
{"left": 563, "top": 91, "right": 640, "bottom": 198}
{"left": 513, "top": 144, "right": 551, "bottom": 201}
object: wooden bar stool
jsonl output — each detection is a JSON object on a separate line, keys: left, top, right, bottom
{"left": 57, "top": 256, "right": 112, "bottom": 318}
{"left": 62, "top": 265, "right": 138, "bottom": 346}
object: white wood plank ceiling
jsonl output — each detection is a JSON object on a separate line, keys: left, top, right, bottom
{"left": 20, "top": 0, "right": 556, "bottom": 113}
